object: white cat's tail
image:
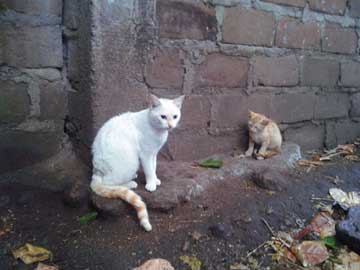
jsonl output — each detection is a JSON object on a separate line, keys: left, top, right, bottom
{"left": 90, "top": 175, "right": 152, "bottom": 232}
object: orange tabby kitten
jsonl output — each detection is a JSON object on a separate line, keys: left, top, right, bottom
{"left": 245, "top": 111, "right": 282, "bottom": 160}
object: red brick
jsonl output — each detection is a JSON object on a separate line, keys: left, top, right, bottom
{"left": 350, "top": 93, "right": 360, "bottom": 117}
{"left": 301, "top": 57, "right": 339, "bottom": 86}
{"left": 180, "top": 95, "right": 211, "bottom": 129}
{"left": 145, "top": 48, "right": 184, "bottom": 89}
{"left": 341, "top": 61, "right": 360, "bottom": 87}
{"left": 314, "top": 93, "right": 350, "bottom": 120}
{"left": 322, "top": 24, "right": 357, "bottom": 54}
{"left": 276, "top": 17, "right": 321, "bottom": 49}
{"left": 253, "top": 55, "right": 299, "bottom": 86}
{"left": 309, "top": 0, "right": 346, "bottom": 15}
{"left": 156, "top": 0, "right": 217, "bottom": 41}
{"left": 223, "top": 8, "right": 275, "bottom": 47}
{"left": 262, "top": 0, "right": 306, "bottom": 8}
{"left": 165, "top": 129, "right": 239, "bottom": 161}
{"left": 194, "top": 54, "right": 249, "bottom": 88}
{"left": 349, "top": 0, "right": 360, "bottom": 17}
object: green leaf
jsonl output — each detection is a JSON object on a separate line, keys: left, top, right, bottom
{"left": 323, "top": 236, "right": 338, "bottom": 249}
{"left": 198, "top": 159, "right": 223, "bottom": 169}
{"left": 79, "top": 212, "right": 98, "bottom": 225}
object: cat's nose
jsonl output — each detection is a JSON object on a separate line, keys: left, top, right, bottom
{"left": 168, "top": 122, "right": 173, "bottom": 129}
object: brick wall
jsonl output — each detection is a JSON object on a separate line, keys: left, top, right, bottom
{"left": 2, "top": 0, "right": 360, "bottom": 174}
{"left": 84, "top": 0, "right": 360, "bottom": 161}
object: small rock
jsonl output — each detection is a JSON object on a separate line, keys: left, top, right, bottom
{"left": 90, "top": 192, "right": 129, "bottom": 216}
{"left": 250, "top": 169, "right": 288, "bottom": 191}
{"left": 132, "top": 258, "right": 175, "bottom": 270}
{"left": 336, "top": 206, "right": 360, "bottom": 254}
{"left": 209, "top": 223, "right": 232, "bottom": 239}
{"left": 62, "top": 180, "right": 89, "bottom": 208}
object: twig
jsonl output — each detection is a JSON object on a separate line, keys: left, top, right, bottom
{"left": 310, "top": 197, "right": 334, "bottom": 202}
{"left": 246, "top": 241, "right": 267, "bottom": 257}
{"left": 261, "top": 218, "right": 275, "bottom": 236}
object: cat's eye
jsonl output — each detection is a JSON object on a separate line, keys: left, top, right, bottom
{"left": 160, "top": 115, "right": 167, "bottom": 119}
{"left": 173, "top": 115, "right": 178, "bottom": 119}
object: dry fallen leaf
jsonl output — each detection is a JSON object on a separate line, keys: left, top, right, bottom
{"left": 35, "top": 263, "right": 59, "bottom": 270}
{"left": 12, "top": 243, "right": 52, "bottom": 265}
{"left": 310, "top": 212, "right": 336, "bottom": 239}
{"left": 292, "top": 241, "right": 329, "bottom": 267}
{"left": 132, "top": 258, "right": 174, "bottom": 270}
{"left": 329, "top": 188, "right": 360, "bottom": 210}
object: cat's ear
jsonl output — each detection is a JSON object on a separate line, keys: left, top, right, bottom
{"left": 149, "top": 94, "right": 161, "bottom": 109}
{"left": 248, "top": 110, "right": 254, "bottom": 117}
{"left": 173, "top": 95, "right": 185, "bottom": 109}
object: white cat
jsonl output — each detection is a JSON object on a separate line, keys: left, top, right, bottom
{"left": 90, "top": 94, "right": 184, "bottom": 231}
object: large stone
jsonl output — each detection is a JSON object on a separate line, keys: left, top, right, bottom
{"left": 1, "top": 25, "right": 63, "bottom": 68}
{"left": 308, "top": 0, "right": 346, "bottom": 15}
{"left": 336, "top": 206, "right": 360, "bottom": 254}
{"left": 145, "top": 48, "right": 184, "bottom": 89}
{"left": 0, "top": 80, "right": 30, "bottom": 124}
{"left": 262, "top": 0, "right": 306, "bottom": 7}
{"left": 314, "top": 93, "right": 350, "bottom": 120}
{"left": 223, "top": 7, "right": 275, "bottom": 46}
{"left": 156, "top": 0, "right": 217, "bottom": 40}
{"left": 40, "top": 81, "right": 67, "bottom": 120}
{"left": 253, "top": 55, "right": 299, "bottom": 86}
{"left": 301, "top": 57, "right": 339, "bottom": 87}
{"left": 325, "top": 119, "right": 360, "bottom": 148}
{"left": 322, "top": 24, "right": 357, "bottom": 54}
{"left": 1, "top": 0, "right": 62, "bottom": 16}
{"left": 276, "top": 17, "right": 321, "bottom": 49}
{"left": 0, "top": 130, "right": 62, "bottom": 174}
{"left": 194, "top": 54, "right": 249, "bottom": 88}
{"left": 91, "top": 143, "right": 301, "bottom": 212}
{"left": 350, "top": 93, "right": 360, "bottom": 117}
{"left": 341, "top": 61, "right": 360, "bottom": 87}
{"left": 349, "top": 0, "right": 360, "bottom": 17}
{"left": 284, "top": 124, "right": 325, "bottom": 150}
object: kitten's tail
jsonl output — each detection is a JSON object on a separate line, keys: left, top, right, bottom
{"left": 90, "top": 175, "right": 152, "bottom": 232}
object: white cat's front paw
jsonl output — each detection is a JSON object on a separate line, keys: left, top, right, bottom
{"left": 145, "top": 182, "right": 157, "bottom": 192}
{"left": 245, "top": 150, "right": 253, "bottom": 157}
{"left": 156, "top": 178, "right": 161, "bottom": 186}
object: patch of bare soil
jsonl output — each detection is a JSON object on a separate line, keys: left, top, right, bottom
{"left": 1, "top": 160, "right": 360, "bottom": 270}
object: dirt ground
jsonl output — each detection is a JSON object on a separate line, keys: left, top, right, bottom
{"left": 1, "top": 158, "right": 360, "bottom": 270}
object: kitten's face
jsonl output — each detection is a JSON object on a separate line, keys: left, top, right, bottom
{"left": 248, "top": 111, "right": 268, "bottom": 133}
{"left": 148, "top": 95, "right": 184, "bottom": 130}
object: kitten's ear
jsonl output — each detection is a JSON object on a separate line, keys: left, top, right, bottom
{"left": 248, "top": 110, "right": 254, "bottom": 117}
{"left": 149, "top": 94, "right": 161, "bottom": 109}
{"left": 173, "top": 95, "right": 185, "bottom": 109}
{"left": 261, "top": 119, "right": 270, "bottom": 126}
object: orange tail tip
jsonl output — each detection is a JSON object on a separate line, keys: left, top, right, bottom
{"left": 90, "top": 176, "right": 152, "bottom": 232}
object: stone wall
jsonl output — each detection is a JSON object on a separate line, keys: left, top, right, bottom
{"left": 88, "top": 0, "right": 360, "bottom": 161}
{"left": 0, "top": 0, "right": 68, "bottom": 173}
{"left": 1, "top": 0, "right": 360, "bottom": 175}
